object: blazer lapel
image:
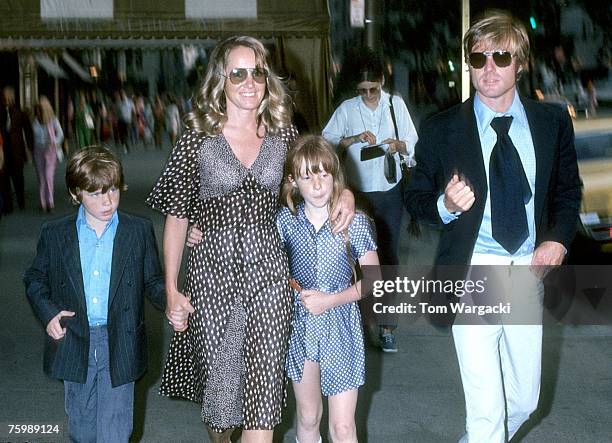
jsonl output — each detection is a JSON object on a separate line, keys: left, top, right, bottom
{"left": 62, "top": 217, "right": 87, "bottom": 312}
{"left": 522, "top": 97, "right": 555, "bottom": 226}
{"left": 457, "top": 98, "right": 488, "bottom": 202}
{"left": 108, "top": 212, "right": 131, "bottom": 308}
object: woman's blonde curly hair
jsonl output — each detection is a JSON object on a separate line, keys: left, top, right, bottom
{"left": 185, "top": 35, "right": 293, "bottom": 136}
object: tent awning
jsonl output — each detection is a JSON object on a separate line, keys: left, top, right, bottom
{"left": 61, "top": 51, "right": 92, "bottom": 82}
{"left": 0, "top": 1, "right": 329, "bottom": 49}
{"left": 34, "top": 52, "right": 67, "bottom": 78}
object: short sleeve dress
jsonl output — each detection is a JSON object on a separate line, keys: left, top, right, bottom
{"left": 276, "top": 205, "right": 377, "bottom": 396}
{"left": 147, "top": 126, "right": 298, "bottom": 432}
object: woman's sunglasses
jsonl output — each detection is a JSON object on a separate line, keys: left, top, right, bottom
{"left": 468, "top": 51, "right": 513, "bottom": 69}
{"left": 220, "top": 67, "right": 268, "bottom": 85}
{"left": 357, "top": 86, "right": 380, "bottom": 95}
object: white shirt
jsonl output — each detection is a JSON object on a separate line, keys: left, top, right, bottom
{"left": 322, "top": 90, "right": 418, "bottom": 192}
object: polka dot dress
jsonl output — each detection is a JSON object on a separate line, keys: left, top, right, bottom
{"left": 276, "top": 205, "right": 377, "bottom": 396}
{"left": 147, "top": 127, "right": 297, "bottom": 432}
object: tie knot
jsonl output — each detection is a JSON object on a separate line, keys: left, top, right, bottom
{"left": 491, "top": 116, "right": 513, "bottom": 135}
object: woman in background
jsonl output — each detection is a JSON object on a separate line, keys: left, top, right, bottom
{"left": 32, "top": 96, "right": 63, "bottom": 212}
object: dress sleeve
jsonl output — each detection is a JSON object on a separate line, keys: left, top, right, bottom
{"left": 348, "top": 213, "right": 377, "bottom": 260}
{"left": 275, "top": 207, "right": 288, "bottom": 246}
{"left": 279, "top": 124, "right": 299, "bottom": 146}
{"left": 146, "top": 129, "right": 202, "bottom": 219}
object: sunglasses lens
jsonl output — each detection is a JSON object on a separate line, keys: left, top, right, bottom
{"left": 358, "top": 87, "right": 378, "bottom": 95}
{"left": 469, "top": 53, "right": 486, "bottom": 69}
{"left": 252, "top": 68, "right": 268, "bottom": 84}
{"left": 493, "top": 52, "right": 512, "bottom": 67}
{"left": 229, "top": 68, "right": 247, "bottom": 84}
{"left": 228, "top": 68, "right": 268, "bottom": 84}
{"left": 469, "top": 51, "right": 512, "bottom": 68}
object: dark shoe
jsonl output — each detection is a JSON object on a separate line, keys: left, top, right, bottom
{"left": 380, "top": 332, "right": 398, "bottom": 353}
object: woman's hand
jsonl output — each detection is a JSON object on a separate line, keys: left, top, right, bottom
{"left": 339, "top": 131, "right": 376, "bottom": 149}
{"left": 185, "top": 223, "right": 203, "bottom": 248}
{"left": 330, "top": 188, "right": 355, "bottom": 233}
{"left": 300, "top": 290, "right": 336, "bottom": 315}
{"left": 357, "top": 131, "right": 377, "bottom": 145}
{"left": 381, "top": 138, "right": 406, "bottom": 155}
{"left": 166, "top": 289, "right": 195, "bottom": 332}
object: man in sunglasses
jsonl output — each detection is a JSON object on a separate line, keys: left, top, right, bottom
{"left": 405, "top": 11, "right": 581, "bottom": 443}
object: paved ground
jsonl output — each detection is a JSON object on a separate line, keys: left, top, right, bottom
{"left": 0, "top": 143, "right": 610, "bottom": 442}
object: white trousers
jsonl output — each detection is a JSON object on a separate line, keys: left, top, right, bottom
{"left": 454, "top": 253, "right": 543, "bottom": 443}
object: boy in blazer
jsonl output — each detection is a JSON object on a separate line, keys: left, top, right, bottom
{"left": 24, "top": 146, "right": 166, "bottom": 443}
{"left": 405, "top": 12, "right": 581, "bottom": 443}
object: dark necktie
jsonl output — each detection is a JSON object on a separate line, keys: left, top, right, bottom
{"left": 489, "top": 116, "right": 532, "bottom": 254}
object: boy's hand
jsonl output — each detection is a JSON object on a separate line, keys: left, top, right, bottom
{"left": 300, "top": 290, "right": 334, "bottom": 316}
{"left": 166, "top": 290, "right": 195, "bottom": 332}
{"left": 185, "top": 223, "right": 203, "bottom": 248}
{"left": 46, "top": 311, "right": 76, "bottom": 340}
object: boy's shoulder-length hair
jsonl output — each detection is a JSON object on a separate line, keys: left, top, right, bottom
{"left": 66, "top": 145, "right": 126, "bottom": 202}
{"left": 281, "top": 135, "right": 346, "bottom": 214}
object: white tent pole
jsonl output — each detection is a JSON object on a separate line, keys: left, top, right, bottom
{"left": 461, "top": 0, "right": 470, "bottom": 102}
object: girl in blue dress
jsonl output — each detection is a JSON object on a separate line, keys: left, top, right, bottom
{"left": 277, "top": 135, "right": 379, "bottom": 443}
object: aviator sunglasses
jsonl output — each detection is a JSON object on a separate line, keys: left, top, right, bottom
{"left": 219, "top": 67, "right": 268, "bottom": 85}
{"left": 357, "top": 86, "right": 381, "bottom": 95}
{"left": 468, "top": 50, "right": 513, "bottom": 69}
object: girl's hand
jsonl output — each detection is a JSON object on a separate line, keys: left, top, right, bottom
{"left": 185, "top": 223, "right": 203, "bottom": 248}
{"left": 166, "top": 289, "right": 195, "bottom": 332}
{"left": 300, "top": 290, "right": 336, "bottom": 315}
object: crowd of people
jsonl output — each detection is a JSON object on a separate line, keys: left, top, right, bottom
{"left": 0, "top": 87, "right": 189, "bottom": 217}
{"left": 69, "top": 89, "right": 188, "bottom": 153}
{"left": 21, "top": 10, "right": 582, "bottom": 443}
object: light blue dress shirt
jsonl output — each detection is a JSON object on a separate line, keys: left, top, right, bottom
{"left": 76, "top": 205, "right": 119, "bottom": 326}
{"left": 437, "top": 91, "right": 536, "bottom": 257}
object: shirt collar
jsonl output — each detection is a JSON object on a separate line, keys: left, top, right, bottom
{"left": 76, "top": 204, "right": 119, "bottom": 237}
{"left": 474, "top": 90, "right": 528, "bottom": 135}
{"left": 296, "top": 203, "right": 331, "bottom": 233}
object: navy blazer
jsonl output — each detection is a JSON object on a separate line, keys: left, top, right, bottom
{"left": 24, "top": 210, "right": 166, "bottom": 387}
{"left": 405, "top": 96, "right": 582, "bottom": 266}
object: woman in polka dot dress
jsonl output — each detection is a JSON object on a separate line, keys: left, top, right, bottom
{"left": 147, "top": 37, "right": 355, "bottom": 443}
{"left": 277, "top": 136, "right": 379, "bottom": 443}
